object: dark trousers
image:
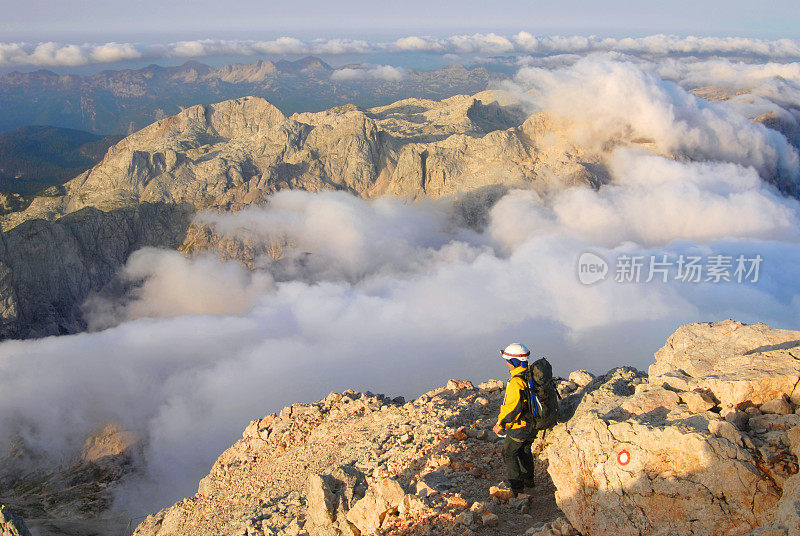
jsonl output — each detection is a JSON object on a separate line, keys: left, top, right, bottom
{"left": 502, "top": 436, "right": 535, "bottom": 493}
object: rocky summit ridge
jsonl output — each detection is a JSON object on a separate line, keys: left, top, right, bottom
{"left": 6, "top": 319, "right": 781, "bottom": 536}
{"left": 0, "top": 90, "right": 599, "bottom": 231}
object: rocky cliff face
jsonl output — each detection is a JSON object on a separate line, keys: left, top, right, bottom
{"left": 0, "top": 423, "right": 140, "bottom": 536}
{"left": 0, "top": 505, "right": 32, "bottom": 536}
{"left": 547, "top": 320, "right": 800, "bottom": 536}
{"left": 124, "top": 320, "right": 800, "bottom": 536}
{"left": 0, "top": 91, "right": 601, "bottom": 232}
{"left": 0, "top": 202, "right": 193, "bottom": 338}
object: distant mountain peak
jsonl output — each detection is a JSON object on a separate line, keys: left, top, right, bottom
{"left": 275, "top": 56, "right": 333, "bottom": 74}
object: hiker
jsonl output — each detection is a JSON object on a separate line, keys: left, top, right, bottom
{"left": 492, "top": 343, "right": 560, "bottom": 497}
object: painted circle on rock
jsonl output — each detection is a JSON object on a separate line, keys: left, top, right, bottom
{"left": 617, "top": 449, "right": 631, "bottom": 465}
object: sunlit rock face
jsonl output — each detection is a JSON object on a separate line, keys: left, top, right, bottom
{"left": 546, "top": 320, "right": 800, "bottom": 536}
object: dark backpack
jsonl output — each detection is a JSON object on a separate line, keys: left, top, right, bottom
{"left": 517, "top": 357, "right": 561, "bottom": 430}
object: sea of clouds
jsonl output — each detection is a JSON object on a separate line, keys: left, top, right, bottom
{"left": 3, "top": 32, "right": 800, "bottom": 68}
{"left": 0, "top": 51, "right": 799, "bottom": 516}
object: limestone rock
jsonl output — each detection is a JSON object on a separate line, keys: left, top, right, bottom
{"left": 761, "top": 396, "right": 793, "bottom": 415}
{"left": 3, "top": 93, "right": 605, "bottom": 235}
{"left": 481, "top": 511, "right": 499, "bottom": 526}
{"left": 0, "top": 505, "right": 32, "bottom": 536}
{"left": 767, "top": 473, "right": 800, "bottom": 536}
{"left": 478, "top": 380, "right": 504, "bottom": 392}
{"left": 0, "top": 90, "right": 621, "bottom": 341}
{"left": 679, "top": 389, "right": 718, "bottom": 414}
{"left": 489, "top": 485, "right": 514, "bottom": 501}
{"left": 568, "top": 370, "right": 595, "bottom": 388}
{"left": 446, "top": 379, "right": 475, "bottom": 391}
{"left": 619, "top": 384, "right": 680, "bottom": 414}
{"left": 708, "top": 419, "right": 742, "bottom": 446}
{"left": 649, "top": 320, "right": 800, "bottom": 408}
{"left": 126, "top": 320, "right": 800, "bottom": 536}
{"left": 81, "top": 423, "right": 138, "bottom": 464}
{"left": 547, "top": 365, "right": 780, "bottom": 536}
{"left": 787, "top": 428, "right": 800, "bottom": 458}
{"left": 397, "top": 494, "right": 425, "bottom": 517}
{"left": 547, "top": 321, "right": 800, "bottom": 536}
{"left": 306, "top": 467, "right": 367, "bottom": 536}
{"left": 0, "top": 202, "right": 193, "bottom": 339}
{"left": 130, "top": 383, "right": 549, "bottom": 536}
{"left": 454, "top": 510, "right": 474, "bottom": 525}
{"left": 345, "top": 478, "right": 404, "bottom": 535}
{"left": 724, "top": 408, "right": 750, "bottom": 430}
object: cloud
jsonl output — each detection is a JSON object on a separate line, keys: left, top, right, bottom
{"left": 513, "top": 32, "right": 800, "bottom": 57}
{"left": 85, "top": 249, "right": 275, "bottom": 330}
{"left": 0, "top": 41, "right": 144, "bottom": 67}
{"left": 393, "top": 36, "right": 445, "bottom": 53}
{"left": 508, "top": 54, "right": 800, "bottom": 185}
{"left": 331, "top": 64, "right": 406, "bottom": 82}
{"left": 2, "top": 54, "right": 800, "bottom": 521}
{"left": 3, "top": 33, "right": 800, "bottom": 68}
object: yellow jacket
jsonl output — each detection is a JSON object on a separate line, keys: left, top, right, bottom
{"left": 497, "top": 366, "right": 530, "bottom": 431}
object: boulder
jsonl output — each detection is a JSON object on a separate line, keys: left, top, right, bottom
{"left": 446, "top": 379, "right": 475, "bottom": 391}
{"left": 397, "top": 495, "right": 425, "bottom": 517}
{"left": 478, "top": 379, "right": 504, "bottom": 392}
{"left": 454, "top": 511, "right": 474, "bottom": 525}
{"left": 306, "top": 466, "right": 367, "bottom": 536}
{"left": 679, "top": 389, "right": 717, "bottom": 414}
{"left": 345, "top": 478, "right": 404, "bottom": 535}
{"left": 546, "top": 321, "right": 800, "bottom": 536}
{"left": 568, "top": 370, "right": 595, "bottom": 388}
{"left": 0, "top": 505, "right": 32, "bottom": 536}
{"left": 546, "top": 367, "right": 778, "bottom": 536}
{"left": 761, "top": 396, "right": 794, "bottom": 415}
{"left": 723, "top": 408, "right": 749, "bottom": 430}
{"left": 480, "top": 512, "right": 499, "bottom": 527}
{"left": 649, "top": 320, "right": 800, "bottom": 408}
{"left": 489, "top": 484, "right": 514, "bottom": 501}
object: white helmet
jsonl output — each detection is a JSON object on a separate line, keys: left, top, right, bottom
{"left": 501, "top": 343, "right": 530, "bottom": 361}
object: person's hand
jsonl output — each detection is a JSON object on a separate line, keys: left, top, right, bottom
{"left": 492, "top": 424, "right": 502, "bottom": 435}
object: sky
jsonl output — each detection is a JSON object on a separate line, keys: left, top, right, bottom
{"left": 1, "top": 0, "right": 799, "bottom": 42}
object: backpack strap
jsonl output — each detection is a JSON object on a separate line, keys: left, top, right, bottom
{"left": 513, "top": 369, "right": 541, "bottom": 418}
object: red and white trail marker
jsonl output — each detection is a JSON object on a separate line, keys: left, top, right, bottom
{"left": 617, "top": 449, "right": 631, "bottom": 466}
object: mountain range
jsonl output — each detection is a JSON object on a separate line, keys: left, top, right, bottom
{"left": 0, "top": 58, "right": 501, "bottom": 135}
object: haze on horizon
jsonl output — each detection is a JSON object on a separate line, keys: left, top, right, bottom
{"left": 2, "top": 0, "right": 799, "bottom": 42}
